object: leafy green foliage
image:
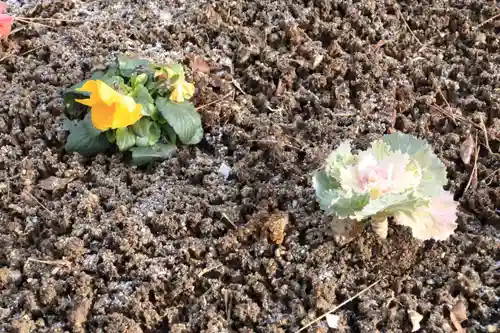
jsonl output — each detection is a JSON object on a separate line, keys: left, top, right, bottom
{"left": 132, "top": 118, "right": 161, "bottom": 147}
{"left": 130, "top": 143, "right": 177, "bottom": 166}
{"left": 63, "top": 55, "right": 203, "bottom": 165}
{"left": 64, "top": 114, "right": 111, "bottom": 155}
{"left": 156, "top": 98, "right": 203, "bottom": 145}
{"left": 116, "top": 127, "right": 136, "bottom": 151}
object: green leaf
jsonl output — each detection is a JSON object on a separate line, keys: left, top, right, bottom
{"left": 116, "top": 127, "right": 136, "bottom": 151}
{"left": 131, "top": 73, "right": 148, "bottom": 87}
{"left": 117, "top": 56, "right": 152, "bottom": 77}
{"left": 130, "top": 143, "right": 177, "bottom": 166}
{"left": 132, "top": 85, "right": 156, "bottom": 116}
{"left": 105, "top": 130, "right": 116, "bottom": 143}
{"left": 160, "top": 123, "right": 177, "bottom": 144}
{"left": 318, "top": 189, "right": 370, "bottom": 218}
{"left": 383, "top": 132, "right": 447, "bottom": 197}
{"left": 65, "top": 114, "right": 111, "bottom": 155}
{"left": 353, "top": 191, "right": 430, "bottom": 221}
{"left": 131, "top": 118, "right": 161, "bottom": 147}
{"left": 156, "top": 98, "right": 203, "bottom": 145}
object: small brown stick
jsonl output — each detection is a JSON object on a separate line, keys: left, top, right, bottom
{"left": 482, "top": 168, "right": 499, "bottom": 186}
{"left": 198, "top": 264, "right": 223, "bottom": 277}
{"left": 15, "top": 16, "right": 83, "bottom": 23}
{"left": 231, "top": 79, "right": 246, "bottom": 95}
{"left": 436, "top": 88, "right": 457, "bottom": 125}
{"left": 296, "top": 279, "right": 381, "bottom": 333}
{"left": 474, "top": 12, "right": 500, "bottom": 30}
{"left": 396, "top": 8, "right": 424, "bottom": 47}
{"left": 14, "top": 18, "right": 53, "bottom": 29}
{"left": 478, "top": 115, "right": 493, "bottom": 154}
{"left": 196, "top": 90, "right": 234, "bottom": 111}
{"left": 25, "top": 192, "right": 54, "bottom": 216}
{"left": 464, "top": 133, "right": 479, "bottom": 193}
{"left": 27, "top": 258, "right": 71, "bottom": 267}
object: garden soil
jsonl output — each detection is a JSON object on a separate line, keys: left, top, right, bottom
{"left": 0, "top": 0, "right": 499, "bottom": 332}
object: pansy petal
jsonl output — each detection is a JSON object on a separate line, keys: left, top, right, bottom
{"left": 111, "top": 96, "right": 142, "bottom": 129}
{"left": 169, "top": 85, "right": 184, "bottom": 103}
{"left": 76, "top": 80, "right": 99, "bottom": 95}
{"left": 90, "top": 103, "right": 115, "bottom": 131}
{"left": 95, "top": 81, "right": 123, "bottom": 106}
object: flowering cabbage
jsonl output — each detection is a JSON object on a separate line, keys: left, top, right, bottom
{"left": 313, "top": 132, "right": 458, "bottom": 240}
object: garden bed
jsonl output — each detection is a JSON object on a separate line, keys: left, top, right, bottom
{"left": 0, "top": 0, "right": 499, "bottom": 332}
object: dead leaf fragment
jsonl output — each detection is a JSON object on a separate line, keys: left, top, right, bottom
{"left": 326, "top": 313, "right": 340, "bottom": 328}
{"left": 450, "top": 300, "right": 467, "bottom": 333}
{"left": 265, "top": 211, "right": 288, "bottom": 245}
{"left": 408, "top": 310, "right": 423, "bottom": 332}
{"left": 39, "top": 176, "right": 72, "bottom": 191}
{"left": 460, "top": 134, "right": 474, "bottom": 164}
{"left": 312, "top": 54, "right": 324, "bottom": 69}
{"left": 331, "top": 217, "right": 364, "bottom": 246}
{"left": 191, "top": 55, "right": 211, "bottom": 73}
{"left": 375, "top": 39, "right": 388, "bottom": 49}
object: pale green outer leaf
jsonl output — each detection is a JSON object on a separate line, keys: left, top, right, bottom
{"left": 324, "top": 141, "right": 356, "bottom": 181}
{"left": 383, "top": 132, "right": 447, "bottom": 197}
{"left": 116, "top": 127, "right": 136, "bottom": 151}
{"left": 156, "top": 98, "right": 204, "bottom": 145}
{"left": 312, "top": 170, "right": 340, "bottom": 196}
{"left": 130, "top": 143, "right": 177, "bottom": 166}
{"left": 369, "top": 139, "right": 391, "bottom": 160}
{"left": 318, "top": 189, "right": 370, "bottom": 218}
{"left": 353, "top": 191, "right": 430, "bottom": 221}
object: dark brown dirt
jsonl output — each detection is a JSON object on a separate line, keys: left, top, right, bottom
{"left": 1, "top": 0, "right": 499, "bottom": 332}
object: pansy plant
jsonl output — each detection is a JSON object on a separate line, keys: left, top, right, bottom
{"left": 313, "top": 132, "right": 458, "bottom": 241}
{"left": 63, "top": 56, "right": 203, "bottom": 165}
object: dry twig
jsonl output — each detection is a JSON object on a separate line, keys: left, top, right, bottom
{"left": 198, "top": 264, "right": 223, "bottom": 277}
{"left": 479, "top": 115, "right": 493, "bottom": 154}
{"left": 474, "top": 12, "right": 500, "bottom": 30}
{"left": 464, "top": 133, "right": 479, "bottom": 193}
{"left": 27, "top": 258, "right": 71, "bottom": 267}
{"left": 396, "top": 8, "right": 424, "bottom": 47}
{"left": 196, "top": 90, "right": 234, "bottom": 111}
{"left": 296, "top": 279, "right": 381, "bottom": 333}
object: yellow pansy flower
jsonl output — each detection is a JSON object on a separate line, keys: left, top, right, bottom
{"left": 170, "top": 80, "right": 195, "bottom": 103}
{"left": 75, "top": 80, "right": 143, "bottom": 131}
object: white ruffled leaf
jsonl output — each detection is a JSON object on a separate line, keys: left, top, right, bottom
{"left": 395, "top": 189, "right": 458, "bottom": 241}
{"left": 383, "top": 132, "right": 447, "bottom": 197}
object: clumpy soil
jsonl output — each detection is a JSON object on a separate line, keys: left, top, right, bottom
{"left": 1, "top": 0, "right": 499, "bottom": 332}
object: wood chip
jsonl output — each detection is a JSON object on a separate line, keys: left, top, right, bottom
{"left": 265, "top": 211, "right": 288, "bottom": 245}
{"left": 450, "top": 300, "right": 467, "bottom": 333}
{"left": 408, "top": 310, "right": 423, "bottom": 332}
{"left": 191, "top": 55, "right": 211, "bottom": 73}
{"left": 39, "top": 176, "right": 72, "bottom": 191}
{"left": 459, "top": 134, "right": 474, "bottom": 165}
{"left": 375, "top": 39, "right": 388, "bottom": 49}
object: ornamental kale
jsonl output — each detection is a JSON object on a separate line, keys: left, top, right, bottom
{"left": 313, "top": 132, "right": 458, "bottom": 241}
